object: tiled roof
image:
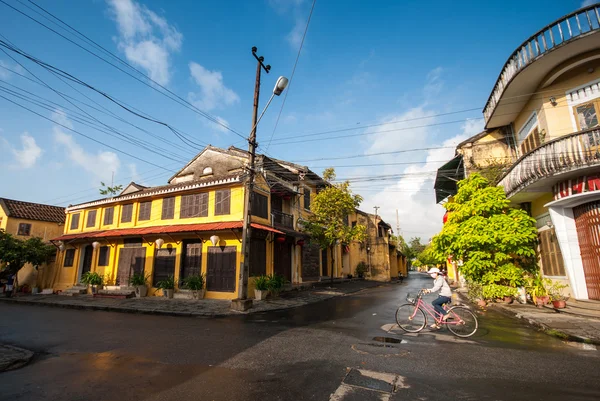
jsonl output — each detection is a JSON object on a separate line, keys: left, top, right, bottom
{"left": 51, "top": 222, "right": 283, "bottom": 242}
{"left": 0, "top": 198, "right": 65, "bottom": 224}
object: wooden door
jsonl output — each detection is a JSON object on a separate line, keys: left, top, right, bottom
{"left": 80, "top": 245, "right": 93, "bottom": 279}
{"left": 574, "top": 201, "right": 600, "bottom": 300}
{"left": 206, "top": 246, "right": 236, "bottom": 292}
{"left": 274, "top": 240, "right": 292, "bottom": 282}
{"left": 117, "top": 247, "right": 146, "bottom": 286}
{"left": 181, "top": 241, "right": 203, "bottom": 280}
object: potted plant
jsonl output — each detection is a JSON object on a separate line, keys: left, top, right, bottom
{"left": 183, "top": 274, "right": 206, "bottom": 300}
{"left": 355, "top": 262, "right": 368, "bottom": 279}
{"left": 81, "top": 272, "right": 103, "bottom": 294}
{"left": 156, "top": 276, "right": 175, "bottom": 299}
{"left": 253, "top": 275, "right": 270, "bottom": 301}
{"left": 548, "top": 282, "right": 568, "bottom": 309}
{"left": 526, "top": 276, "right": 551, "bottom": 307}
{"left": 129, "top": 272, "right": 150, "bottom": 298}
{"left": 267, "top": 274, "right": 286, "bottom": 298}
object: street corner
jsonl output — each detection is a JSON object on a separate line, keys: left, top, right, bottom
{"left": 0, "top": 345, "right": 34, "bottom": 372}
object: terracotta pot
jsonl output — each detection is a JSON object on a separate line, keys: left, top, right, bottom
{"left": 477, "top": 299, "right": 487, "bottom": 307}
{"left": 552, "top": 300, "right": 566, "bottom": 309}
{"left": 504, "top": 296, "right": 513, "bottom": 304}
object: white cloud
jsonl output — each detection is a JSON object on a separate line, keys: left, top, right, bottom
{"left": 268, "top": 0, "right": 305, "bottom": 14}
{"left": 268, "top": 0, "right": 309, "bottom": 50}
{"left": 107, "top": 0, "right": 182, "bottom": 85}
{"left": 3, "top": 132, "right": 43, "bottom": 169}
{"left": 188, "top": 62, "right": 239, "bottom": 111}
{"left": 581, "top": 0, "right": 596, "bottom": 8}
{"left": 286, "top": 18, "right": 305, "bottom": 49}
{"left": 0, "top": 59, "right": 25, "bottom": 80}
{"left": 52, "top": 110, "right": 120, "bottom": 182}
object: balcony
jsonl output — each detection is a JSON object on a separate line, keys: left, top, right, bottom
{"left": 498, "top": 128, "right": 600, "bottom": 199}
{"left": 271, "top": 210, "right": 294, "bottom": 229}
{"left": 484, "top": 4, "right": 600, "bottom": 128}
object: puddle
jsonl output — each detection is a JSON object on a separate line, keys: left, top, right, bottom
{"left": 372, "top": 336, "right": 402, "bottom": 344}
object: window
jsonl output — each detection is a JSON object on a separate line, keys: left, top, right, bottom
{"left": 98, "top": 246, "right": 110, "bottom": 266}
{"left": 520, "top": 128, "right": 541, "bottom": 155}
{"left": 538, "top": 229, "right": 566, "bottom": 277}
{"left": 180, "top": 193, "right": 208, "bottom": 218}
{"left": 104, "top": 207, "right": 114, "bottom": 225}
{"left": 70, "top": 213, "right": 80, "bottom": 230}
{"left": 161, "top": 197, "right": 175, "bottom": 220}
{"left": 215, "top": 189, "right": 231, "bottom": 215}
{"left": 304, "top": 189, "right": 311, "bottom": 210}
{"left": 17, "top": 223, "right": 31, "bottom": 236}
{"left": 249, "top": 237, "right": 267, "bottom": 276}
{"left": 251, "top": 192, "right": 268, "bottom": 219}
{"left": 64, "top": 249, "right": 75, "bottom": 267}
{"left": 121, "top": 204, "right": 133, "bottom": 223}
{"left": 86, "top": 210, "right": 97, "bottom": 228}
{"left": 153, "top": 248, "right": 176, "bottom": 287}
{"left": 138, "top": 201, "right": 152, "bottom": 221}
{"left": 574, "top": 101, "right": 599, "bottom": 131}
{"left": 517, "top": 112, "right": 538, "bottom": 145}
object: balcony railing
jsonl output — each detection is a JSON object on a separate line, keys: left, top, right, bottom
{"left": 271, "top": 210, "right": 294, "bottom": 229}
{"left": 483, "top": 4, "right": 600, "bottom": 124}
{"left": 498, "top": 128, "right": 600, "bottom": 198}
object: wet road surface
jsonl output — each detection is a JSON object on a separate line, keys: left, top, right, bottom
{"left": 0, "top": 272, "right": 598, "bottom": 400}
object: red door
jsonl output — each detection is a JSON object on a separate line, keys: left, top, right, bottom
{"left": 573, "top": 201, "right": 600, "bottom": 300}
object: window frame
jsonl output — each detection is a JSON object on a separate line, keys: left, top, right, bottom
{"left": 103, "top": 207, "right": 114, "bottom": 225}
{"left": 180, "top": 193, "right": 208, "bottom": 218}
{"left": 70, "top": 213, "right": 80, "bottom": 230}
{"left": 138, "top": 201, "right": 152, "bottom": 221}
{"left": 214, "top": 189, "right": 231, "bottom": 216}
{"left": 573, "top": 99, "right": 600, "bottom": 131}
{"left": 17, "top": 222, "right": 31, "bottom": 236}
{"left": 121, "top": 204, "right": 134, "bottom": 223}
{"left": 64, "top": 249, "right": 75, "bottom": 267}
{"left": 86, "top": 210, "right": 97, "bottom": 228}
{"left": 161, "top": 197, "right": 175, "bottom": 220}
{"left": 304, "top": 188, "right": 311, "bottom": 211}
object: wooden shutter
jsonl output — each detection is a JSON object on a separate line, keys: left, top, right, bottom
{"left": 121, "top": 204, "right": 133, "bottom": 223}
{"left": 138, "top": 201, "right": 152, "bottom": 221}
{"left": 538, "top": 229, "right": 565, "bottom": 277}
{"left": 304, "top": 189, "right": 311, "bottom": 210}
{"left": 104, "top": 207, "right": 114, "bottom": 225}
{"left": 64, "top": 249, "right": 75, "bottom": 267}
{"left": 250, "top": 238, "right": 266, "bottom": 276}
{"left": 153, "top": 248, "right": 176, "bottom": 287}
{"left": 199, "top": 193, "right": 208, "bottom": 217}
{"left": 86, "top": 210, "right": 97, "bottom": 227}
{"left": 215, "top": 189, "right": 231, "bottom": 215}
{"left": 98, "top": 246, "right": 110, "bottom": 266}
{"left": 180, "top": 195, "right": 190, "bottom": 218}
{"left": 181, "top": 242, "right": 202, "bottom": 280}
{"left": 251, "top": 192, "right": 268, "bottom": 219}
{"left": 70, "top": 213, "right": 80, "bottom": 230}
{"left": 207, "top": 246, "right": 236, "bottom": 292}
{"left": 162, "top": 197, "right": 175, "bottom": 220}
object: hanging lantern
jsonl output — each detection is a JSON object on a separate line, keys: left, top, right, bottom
{"left": 210, "top": 235, "right": 220, "bottom": 246}
{"left": 443, "top": 211, "right": 449, "bottom": 224}
{"left": 92, "top": 241, "right": 101, "bottom": 250}
{"left": 276, "top": 236, "right": 286, "bottom": 244}
{"left": 296, "top": 239, "right": 305, "bottom": 246}
{"left": 59, "top": 244, "right": 66, "bottom": 252}
{"left": 155, "top": 238, "right": 165, "bottom": 249}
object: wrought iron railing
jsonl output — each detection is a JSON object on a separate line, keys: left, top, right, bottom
{"left": 483, "top": 4, "right": 600, "bottom": 124}
{"left": 271, "top": 210, "right": 294, "bottom": 229}
{"left": 498, "top": 128, "right": 600, "bottom": 198}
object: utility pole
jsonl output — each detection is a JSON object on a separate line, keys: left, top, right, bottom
{"left": 373, "top": 206, "right": 380, "bottom": 236}
{"left": 234, "top": 47, "right": 271, "bottom": 311}
{"left": 396, "top": 209, "right": 400, "bottom": 236}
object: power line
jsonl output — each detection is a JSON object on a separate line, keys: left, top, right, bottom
{"left": 264, "top": 0, "right": 317, "bottom": 152}
{"left": 2, "top": 0, "right": 244, "bottom": 138}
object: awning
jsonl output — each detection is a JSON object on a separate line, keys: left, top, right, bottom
{"left": 434, "top": 155, "right": 464, "bottom": 204}
{"left": 51, "top": 221, "right": 284, "bottom": 242}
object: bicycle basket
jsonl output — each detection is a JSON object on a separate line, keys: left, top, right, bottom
{"left": 406, "top": 294, "right": 416, "bottom": 304}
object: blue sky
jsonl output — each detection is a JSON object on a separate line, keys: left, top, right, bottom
{"left": 0, "top": 0, "right": 593, "bottom": 239}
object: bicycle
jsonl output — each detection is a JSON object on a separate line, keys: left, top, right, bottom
{"left": 395, "top": 290, "right": 478, "bottom": 338}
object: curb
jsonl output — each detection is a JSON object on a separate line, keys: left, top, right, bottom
{"left": 0, "top": 282, "right": 383, "bottom": 318}
{"left": 454, "top": 292, "right": 600, "bottom": 346}
{"left": 0, "top": 345, "right": 34, "bottom": 372}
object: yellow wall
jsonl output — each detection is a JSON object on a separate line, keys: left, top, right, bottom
{"left": 65, "top": 184, "right": 246, "bottom": 235}
{"left": 531, "top": 192, "right": 554, "bottom": 218}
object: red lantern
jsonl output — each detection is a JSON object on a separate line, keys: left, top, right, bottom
{"left": 443, "top": 211, "right": 449, "bottom": 224}
{"left": 276, "top": 236, "right": 286, "bottom": 243}
{"left": 297, "top": 239, "right": 305, "bottom": 246}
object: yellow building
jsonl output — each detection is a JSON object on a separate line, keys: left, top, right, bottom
{"left": 51, "top": 146, "right": 327, "bottom": 299}
{"left": 435, "top": 3, "right": 600, "bottom": 300}
{"left": 0, "top": 198, "right": 65, "bottom": 290}
{"left": 345, "top": 210, "right": 406, "bottom": 281}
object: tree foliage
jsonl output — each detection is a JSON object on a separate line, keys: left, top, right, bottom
{"left": 431, "top": 174, "right": 538, "bottom": 297}
{"left": 415, "top": 245, "right": 445, "bottom": 267}
{"left": 99, "top": 182, "right": 123, "bottom": 197}
{"left": 303, "top": 169, "right": 367, "bottom": 279}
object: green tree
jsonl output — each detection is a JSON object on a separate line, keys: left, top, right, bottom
{"left": 415, "top": 245, "right": 444, "bottom": 267}
{"left": 99, "top": 182, "right": 123, "bottom": 197}
{"left": 431, "top": 174, "right": 538, "bottom": 298}
{"left": 0, "top": 229, "right": 56, "bottom": 294}
{"left": 303, "top": 168, "right": 367, "bottom": 282}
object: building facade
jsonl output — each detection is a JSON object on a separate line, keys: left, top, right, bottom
{"left": 0, "top": 198, "right": 65, "bottom": 289}
{"left": 435, "top": 4, "right": 600, "bottom": 300}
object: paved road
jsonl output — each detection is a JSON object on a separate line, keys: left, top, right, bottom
{"left": 0, "top": 272, "right": 598, "bottom": 400}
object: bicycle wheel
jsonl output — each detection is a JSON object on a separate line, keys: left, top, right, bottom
{"left": 395, "top": 303, "right": 427, "bottom": 333}
{"left": 446, "top": 306, "right": 478, "bottom": 338}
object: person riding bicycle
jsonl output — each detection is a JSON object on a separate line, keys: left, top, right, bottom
{"left": 423, "top": 267, "right": 452, "bottom": 329}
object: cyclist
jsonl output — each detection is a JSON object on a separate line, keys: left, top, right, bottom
{"left": 423, "top": 267, "right": 452, "bottom": 329}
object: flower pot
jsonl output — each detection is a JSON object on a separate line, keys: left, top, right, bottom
{"left": 91, "top": 285, "right": 99, "bottom": 295}
{"left": 535, "top": 295, "right": 550, "bottom": 307}
{"left": 193, "top": 289, "right": 206, "bottom": 300}
{"left": 552, "top": 300, "right": 566, "bottom": 309}
{"left": 135, "top": 285, "right": 147, "bottom": 298}
{"left": 477, "top": 299, "right": 487, "bottom": 307}
{"left": 254, "top": 289, "right": 268, "bottom": 301}
{"left": 504, "top": 296, "right": 513, "bottom": 304}
{"left": 163, "top": 289, "right": 174, "bottom": 299}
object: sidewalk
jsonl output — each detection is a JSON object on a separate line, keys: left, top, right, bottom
{"left": 0, "top": 280, "right": 382, "bottom": 318}
{"left": 456, "top": 290, "right": 600, "bottom": 345}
